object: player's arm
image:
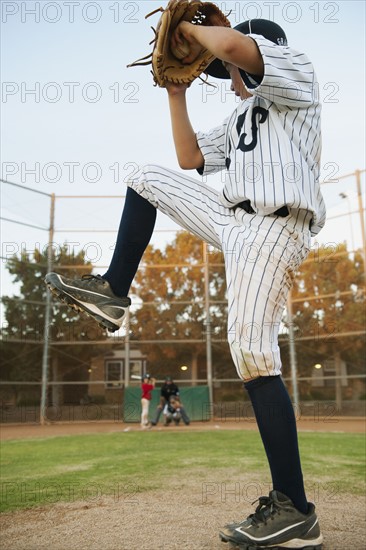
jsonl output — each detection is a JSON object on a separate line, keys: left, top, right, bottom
{"left": 173, "top": 24, "right": 264, "bottom": 77}
{"left": 166, "top": 83, "right": 204, "bottom": 170}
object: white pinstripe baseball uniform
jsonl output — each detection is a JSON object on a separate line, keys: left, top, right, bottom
{"left": 128, "top": 34, "right": 326, "bottom": 380}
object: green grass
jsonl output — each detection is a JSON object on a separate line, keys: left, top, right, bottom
{"left": 1, "top": 431, "right": 364, "bottom": 513}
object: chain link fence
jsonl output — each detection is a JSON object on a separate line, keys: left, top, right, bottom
{"left": 1, "top": 170, "right": 365, "bottom": 423}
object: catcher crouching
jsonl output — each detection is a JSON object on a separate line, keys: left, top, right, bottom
{"left": 45, "top": 2, "right": 325, "bottom": 548}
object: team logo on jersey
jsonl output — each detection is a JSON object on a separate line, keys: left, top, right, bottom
{"left": 226, "top": 106, "right": 269, "bottom": 169}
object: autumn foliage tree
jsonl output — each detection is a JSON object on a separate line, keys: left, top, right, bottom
{"left": 1, "top": 245, "right": 109, "bottom": 405}
{"left": 130, "top": 231, "right": 229, "bottom": 379}
{"left": 1, "top": 235, "right": 364, "bottom": 404}
{"left": 131, "top": 235, "right": 365, "bottom": 391}
{"left": 282, "top": 243, "right": 365, "bottom": 391}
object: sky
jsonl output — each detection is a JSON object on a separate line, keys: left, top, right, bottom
{"left": 1, "top": 0, "right": 365, "bottom": 305}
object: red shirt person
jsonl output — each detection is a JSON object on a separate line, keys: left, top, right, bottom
{"left": 140, "top": 374, "right": 155, "bottom": 429}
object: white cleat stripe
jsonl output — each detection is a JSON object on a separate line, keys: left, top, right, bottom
{"left": 55, "top": 274, "right": 122, "bottom": 302}
{"left": 78, "top": 300, "right": 125, "bottom": 325}
{"left": 236, "top": 520, "right": 306, "bottom": 542}
{"left": 265, "top": 534, "right": 323, "bottom": 548}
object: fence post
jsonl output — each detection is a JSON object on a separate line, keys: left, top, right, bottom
{"left": 203, "top": 243, "right": 213, "bottom": 416}
{"left": 40, "top": 193, "right": 55, "bottom": 425}
{"left": 287, "top": 291, "right": 299, "bottom": 409}
{"left": 124, "top": 309, "right": 130, "bottom": 387}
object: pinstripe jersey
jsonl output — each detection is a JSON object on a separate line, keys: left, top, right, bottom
{"left": 196, "top": 34, "right": 326, "bottom": 236}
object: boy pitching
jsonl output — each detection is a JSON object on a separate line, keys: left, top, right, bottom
{"left": 46, "top": 17, "right": 325, "bottom": 549}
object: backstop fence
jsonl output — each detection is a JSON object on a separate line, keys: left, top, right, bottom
{"left": 1, "top": 169, "right": 365, "bottom": 423}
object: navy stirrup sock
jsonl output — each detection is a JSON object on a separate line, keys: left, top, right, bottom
{"left": 244, "top": 375, "right": 308, "bottom": 514}
{"left": 103, "top": 188, "right": 156, "bottom": 297}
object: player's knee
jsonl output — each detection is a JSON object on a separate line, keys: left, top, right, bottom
{"left": 229, "top": 340, "right": 282, "bottom": 379}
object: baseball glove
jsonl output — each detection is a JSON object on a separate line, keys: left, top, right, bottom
{"left": 127, "top": 0, "right": 231, "bottom": 87}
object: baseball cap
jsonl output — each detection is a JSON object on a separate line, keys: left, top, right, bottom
{"left": 142, "top": 373, "right": 151, "bottom": 379}
{"left": 165, "top": 376, "right": 172, "bottom": 381}
{"left": 205, "top": 19, "right": 288, "bottom": 84}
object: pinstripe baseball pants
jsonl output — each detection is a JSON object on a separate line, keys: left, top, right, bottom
{"left": 129, "top": 165, "right": 312, "bottom": 380}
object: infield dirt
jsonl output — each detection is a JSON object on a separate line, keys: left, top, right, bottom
{"left": 1, "top": 420, "right": 365, "bottom": 550}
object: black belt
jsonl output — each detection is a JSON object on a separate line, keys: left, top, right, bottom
{"left": 235, "top": 200, "right": 289, "bottom": 218}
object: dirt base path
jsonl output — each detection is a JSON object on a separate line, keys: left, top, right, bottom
{"left": 1, "top": 417, "right": 365, "bottom": 440}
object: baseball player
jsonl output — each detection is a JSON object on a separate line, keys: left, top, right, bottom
{"left": 140, "top": 374, "right": 155, "bottom": 429}
{"left": 163, "top": 395, "right": 183, "bottom": 426}
{"left": 151, "top": 376, "right": 190, "bottom": 426}
{"left": 45, "top": 17, "right": 325, "bottom": 549}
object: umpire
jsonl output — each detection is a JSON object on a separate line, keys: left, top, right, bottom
{"left": 151, "top": 376, "right": 190, "bottom": 426}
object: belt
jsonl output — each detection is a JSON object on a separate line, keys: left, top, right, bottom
{"left": 235, "top": 200, "right": 289, "bottom": 218}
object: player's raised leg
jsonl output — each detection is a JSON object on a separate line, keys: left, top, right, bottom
{"left": 127, "top": 164, "right": 228, "bottom": 250}
{"left": 45, "top": 164, "right": 227, "bottom": 331}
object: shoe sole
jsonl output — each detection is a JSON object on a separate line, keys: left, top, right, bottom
{"left": 219, "top": 533, "right": 323, "bottom": 550}
{"left": 45, "top": 280, "right": 122, "bottom": 333}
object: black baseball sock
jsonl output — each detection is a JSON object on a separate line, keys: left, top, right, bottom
{"left": 244, "top": 375, "right": 308, "bottom": 514}
{"left": 103, "top": 188, "right": 156, "bottom": 297}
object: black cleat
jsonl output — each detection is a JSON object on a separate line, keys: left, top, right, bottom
{"left": 45, "top": 272, "right": 130, "bottom": 332}
{"left": 219, "top": 490, "right": 323, "bottom": 549}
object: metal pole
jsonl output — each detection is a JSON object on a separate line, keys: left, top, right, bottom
{"left": 286, "top": 291, "right": 299, "bottom": 409}
{"left": 334, "top": 351, "right": 342, "bottom": 412}
{"left": 124, "top": 309, "right": 130, "bottom": 387}
{"left": 355, "top": 169, "right": 366, "bottom": 276}
{"left": 40, "top": 193, "right": 55, "bottom": 425}
{"left": 339, "top": 193, "right": 356, "bottom": 252}
{"left": 203, "top": 243, "right": 214, "bottom": 416}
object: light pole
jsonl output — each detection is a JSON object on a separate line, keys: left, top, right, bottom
{"left": 355, "top": 169, "right": 366, "bottom": 277}
{"left": 339, "top": 192, "right": 355, "bottom": 252}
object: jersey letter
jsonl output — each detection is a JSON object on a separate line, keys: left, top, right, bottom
{"left": 237, "top": 107, "right": 269, "bottom": 152}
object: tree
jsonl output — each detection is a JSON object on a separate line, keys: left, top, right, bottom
{"left": 281, "top": 243, "right": 365, "bottom": 399}
{"left": 130, "top": 231, "right": 229, "bottom": 379}
{"left": 131, "top": 235, "right": 365, "bottom": 397}
{"left": 0, "top": 245, "right": 110, "bottom": 406}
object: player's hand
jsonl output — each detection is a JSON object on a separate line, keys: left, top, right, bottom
{"left": 171, "top": 21, "right": 203, "bottom": 64}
